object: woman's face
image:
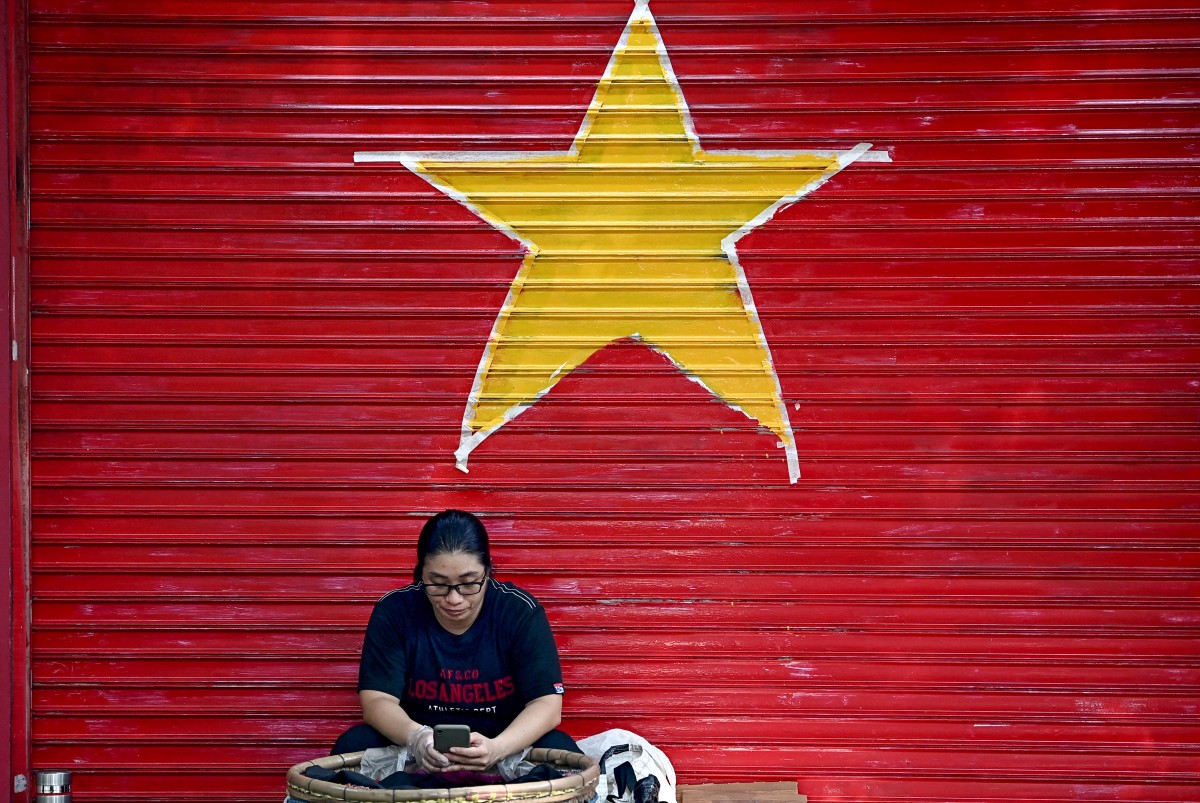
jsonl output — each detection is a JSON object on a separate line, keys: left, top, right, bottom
{"left": 422, "top": 551, "right": 488, "bottom": 633}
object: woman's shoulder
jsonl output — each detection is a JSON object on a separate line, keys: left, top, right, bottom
{"left": 372, "top": 582, "right": 425, "bottom": 612}
{"left": 486, "top": 578, "right": 545, "bottom": 613}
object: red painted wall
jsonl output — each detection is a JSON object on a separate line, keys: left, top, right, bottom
{"left": 2, "top": 4, "right": 13, "bottom": 797}
{"left": 2, "top": 0, "right": 13, "bottom": 787}
{"left": 6, "top": 0, "right": 31, "bottom": 797}
{"left": 19, "top": 1, "right": 1200, "bottom": 802}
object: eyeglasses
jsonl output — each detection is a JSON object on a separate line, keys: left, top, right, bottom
{"left": 422, "top": 576, "right": 487, "bottom": 597}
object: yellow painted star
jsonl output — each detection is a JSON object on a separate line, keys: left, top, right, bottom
{"left": 357, "top": 0, "right": 888, "bottom": 483}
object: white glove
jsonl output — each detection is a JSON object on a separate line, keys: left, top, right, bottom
{"left": 407, "top": 725, "right": 450, "bottom": 772}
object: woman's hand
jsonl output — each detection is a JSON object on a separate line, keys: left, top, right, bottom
{"left": 407, "top": 725, "right": 452, "bottom": 772}
{"left": 443, "top": 732, "right": 503, "bottom": 771}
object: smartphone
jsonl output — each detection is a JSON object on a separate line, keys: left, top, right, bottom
{"left": 433, "top": 724, "right": 471, "bottom": 753}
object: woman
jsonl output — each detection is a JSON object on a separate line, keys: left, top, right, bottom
{"left": 333, "top": 509, "right": 577, "bottom": 773}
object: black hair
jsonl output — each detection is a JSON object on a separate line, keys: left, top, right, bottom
{"left": 413, "top": 509, "right": 493, "bottom": 584}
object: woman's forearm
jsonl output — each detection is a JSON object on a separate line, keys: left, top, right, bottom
{"left": 489, "top": 694, "right": 563, "bottom": 758}
{"left": 360, "top": 690, "right": 423, "bottom": 746}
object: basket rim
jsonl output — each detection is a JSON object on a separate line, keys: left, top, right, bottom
{"left": 286, "top": 746, "right": 599, "bottom": 803}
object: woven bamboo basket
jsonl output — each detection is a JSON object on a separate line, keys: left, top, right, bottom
{"left": 286, "top": 748, "right": 600, "bottom": 803}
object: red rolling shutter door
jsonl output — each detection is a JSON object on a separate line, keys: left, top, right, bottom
{"left": 24, "top": 2, "right": 1200, "bottom": 802}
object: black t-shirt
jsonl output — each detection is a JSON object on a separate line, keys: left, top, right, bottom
{"left": 356, "top": 578, "right": 565, "bottom": 737}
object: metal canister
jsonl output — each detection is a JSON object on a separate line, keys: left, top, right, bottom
{"left": 35, "top": 770, "right": 72, "bottom": 803}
